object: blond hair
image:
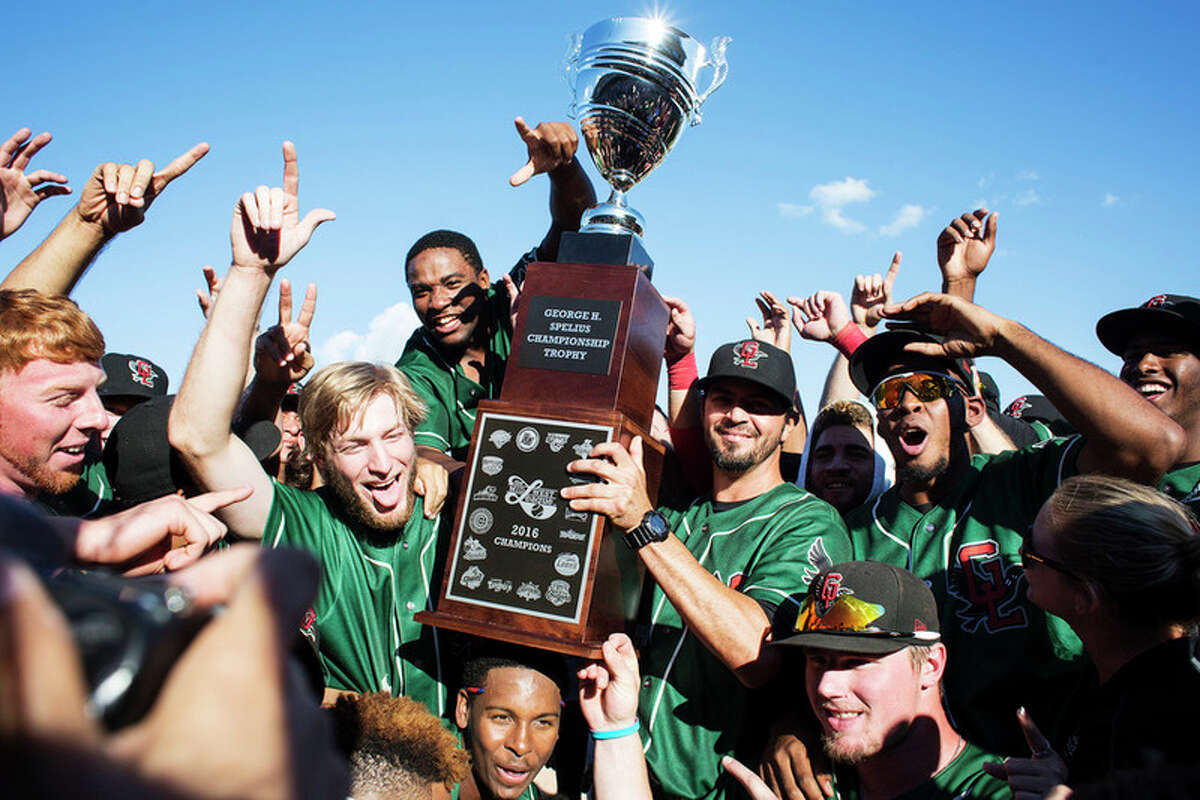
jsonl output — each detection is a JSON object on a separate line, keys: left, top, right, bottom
{"left": 299, "top": 362, "right": 426, "bottom": 457}
{"left": 0, "top": 289, "right": 104, "bottom": 375}
{"left": 1045, "top": 474, "right": 1200, "bottom": 628}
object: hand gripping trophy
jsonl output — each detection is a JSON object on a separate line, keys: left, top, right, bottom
{"left": 418, "top": 18, "right": 729, "bottom": 657}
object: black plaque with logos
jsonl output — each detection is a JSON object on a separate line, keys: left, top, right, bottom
{"left": 516, "top": 296, "right": 622, "bottom": 376}
{"left": 444, "top": 412, "right": 612, "bottom": 623}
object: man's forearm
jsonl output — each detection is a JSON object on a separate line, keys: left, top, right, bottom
{"left": 639, "top": 534, "right": 780, "bottom": 687}
{"left": 172, "top": 265, "right": 274, "bottom": 457}
{"left": 995, "top": 320, "right": 1185, "bottom": 480}
{"left": 540, "top": 157, "right": 596, "bottom": 261}
{"left": 2, "top": 210, "right": 109, "bottom": 295}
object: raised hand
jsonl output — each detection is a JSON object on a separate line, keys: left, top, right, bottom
{"left": 787, "top": 290, "right": 852, "bottom": 344}
{"left": 879, "top": 292, "right": 1009, "bottom": 359}
{"left": 230, "top": 141, "right": 335, "bottom": 272}
{"left": 0, "top": 128, "right": 71, "bottom": 239}
{"left": 509, "top": 117, "right": 580, "bottom": 186}
{"left": 747, "top": 291, "right": 792, "bottom": 351}
{"left": 937, "top": 209, "right": 997, "bottom": 285}
{"left": 75, "top": 142, "right": 209, "bottom": 235}
{"left": 196, "top": 264, "right": 222, "bottom": 319}
{"left": 577, "top": 633, "right": 641, "bottom": 732}
{"left": 981, "top": 708, "right": 1067, "bottom": 800}
{"left": 662, "top": 295, "right": 696, "bottom": 364}
{"left": 850, "top": 252, "right": 901, "bottom": 332}
{"left": 253, "top": 279, "right": 317, "bottom": 384}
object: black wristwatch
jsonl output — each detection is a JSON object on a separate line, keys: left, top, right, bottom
{"left": 623, "top": 510, "right": 670, "bottom": 551}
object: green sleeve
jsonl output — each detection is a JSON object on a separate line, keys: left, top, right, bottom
{"left": 395, "top": 364, "right": 454, "bottom": 454}
{"left": 984, "top": 434, "right": 1084, "bottom": 506}
{"left": 743, "top": 501, "right": 852, "bottom": 610}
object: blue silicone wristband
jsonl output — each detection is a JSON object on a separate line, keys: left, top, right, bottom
{"left": 591, "top": 720, "right": 640, "bottom": 740}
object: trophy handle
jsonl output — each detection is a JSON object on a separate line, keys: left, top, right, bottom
{"left": 563, "top": 32, "right": 583, "bottom": 120}
{"left": 691, "top": 35, "right": 731, "bottom": 126}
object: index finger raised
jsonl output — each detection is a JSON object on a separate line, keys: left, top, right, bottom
{"left": 153, "top": 141, "right": 210, "bottom": 186}
{"left": 1017, "top": 707, "right": 1052, "bottom": 755}
{"left": 278, "top": 278, "right": 294, "bottom": 325}
{"left": 296, "top": 283, "right": 318, "bottom": 330}
{"left": 281, "top": 140, "right": 299, "bottom": 197}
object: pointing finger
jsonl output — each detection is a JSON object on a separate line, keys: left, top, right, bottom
{"left": 884, "top": 251, "right": 902, "bottom": 288}
{"left": 281, "top": 140, "right": 299, "bottom": 198}
{"left": 1017, "top": 707, "right": 1052, "bottom": 756}
{"left": 153, "top": 142, "right": 209, "bottom": 188}
{"left": 186, "top": 485, "right": 255, "bottom": 515}
{"left": 514, "top": 116, "right": 535, "bottom": 141}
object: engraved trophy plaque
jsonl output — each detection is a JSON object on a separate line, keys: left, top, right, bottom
{"left": 417, "top": 18, "right": 728, "bottom": 657}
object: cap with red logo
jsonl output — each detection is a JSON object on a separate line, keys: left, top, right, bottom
{"left": 773, "top": 560, "right": 941, "bottom": 654}
{"left": 1096, "top": 294, "right": 1200, "bottom": 357}
{"left": 695, "top": 339, "right": 797, "bottom": 411}
{"left": 98, "top": 352, "right": 169, "bottom": 400}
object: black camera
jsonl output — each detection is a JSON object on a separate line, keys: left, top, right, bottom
{"left": 44, "top": 569, "right": 213, "bottom": 730}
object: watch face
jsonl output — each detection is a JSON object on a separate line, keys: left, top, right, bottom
{"left": 647, "top": 512, "right": 669, "bottom": 537}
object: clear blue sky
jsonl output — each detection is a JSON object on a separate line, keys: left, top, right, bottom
{"left": 7, "top": 0, "right": 1197, "bottom": 414}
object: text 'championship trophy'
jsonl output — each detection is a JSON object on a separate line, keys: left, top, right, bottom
{"left": 416, "top": 17, "right": 729, "bottom": 657}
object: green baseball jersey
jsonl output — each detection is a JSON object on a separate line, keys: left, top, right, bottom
{"left": 830, "top": 739, "right": 1009, "bottom": 800}
{"left": 262, "top": 480, "right": 453, "bottom": 719}
{"left": 1159, "top": 460, "right": 1200, "bottom": 517}
{"left": 639, "top": 483, "right": 853, "bottom": 800}
{"left": 396, "top": 249, "right": 535, "bottom": 460}
{"left": 844, "top": 436, "right": 1088, "bottom": 757}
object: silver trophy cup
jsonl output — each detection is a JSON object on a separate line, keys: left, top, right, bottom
{"left": 566, "top": 17, "right": 730, "bottom": 241}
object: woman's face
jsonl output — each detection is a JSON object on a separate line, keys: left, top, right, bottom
{"left": 1022, "top": 506, "right": 1085, "bottom": 619}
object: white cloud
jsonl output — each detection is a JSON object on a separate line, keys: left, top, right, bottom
{"left": 1016, "top": 169, "right": 1040, "bottom": 181}
{"left": 824, "top": 208, "right": 867, "bottom": 233}
{"left": 810, "top": 177, "right": 876, "bottom": 207}
{"left": 879, "top": 204, "right": 927, "bottom": 236}
{"left": 1103, "top": 193, "right": 1119, "bottom": 207}
{"left": 777, "top": 202, "right": 814, "bottom": 218}
{"left": 316, "top": 302, "right": 420, "bottom": 366}
{"left": 1013, "top": 188, "right": 1041, "bottom": 207}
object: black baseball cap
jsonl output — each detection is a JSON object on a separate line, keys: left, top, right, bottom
{"left": 103, "top": 395, "right": 281, "bottom": 507}
{"left": 695, "top": 339, "right": 796, "bottom": 411}
{"left": 99, "top": 352, "right": 169, "bottom": 400}
{"left": 281, "top": 381, "right": 303, "bottom": 411}
{"left": 1096, "top": 294, "right": 1200, "bottom": 357}
{"left": 848, "top": 330, "right": 975, "bottom": 397}
{"left": 774, "top": 561, "right": 941, "bottom": 655}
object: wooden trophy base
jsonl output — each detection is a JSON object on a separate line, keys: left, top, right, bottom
{"left": 415, "top": 261, "right": 668, "bottom": 657}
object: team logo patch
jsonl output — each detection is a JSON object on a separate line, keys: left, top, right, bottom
{"left": 803, "top": 538, "right": 835, "bottom": 585}
{"left": 554, "top": 552, "right": 581, "bottom": 577}
{"left": 563, "top": 508, "right": 590, "bottom": 523}
{"left": 947, "top": 539, "right": 1029, "bottom": 634}
{"left": 299, "top": 606, "right": 318, "bottom": 646}
{"left": 472, "top": 485, "right": 498, "bottom": 502}
{"left": 505, "top": 475, "right": 558, "bottom": 520}
{"left": 733, "top": 340, "right": 764, "bottom": 369}
{"left": 517, "top": 581, "right": 542, "bottom": 601}
{"left": 487, "top": 578, "right": 513, "bottom": 593}
{"left": 460, "top": 566, "right": 485, "bottom": 590}
{"left": 1144, "top": 294, "right": 1168, "bottom": 308}
{"left": 546, "top": 580, "right": 571, "bottom": 607}
{"left": 816, "top": 571, "right": 849, "bottom": 615}
{"left": 462, "top": 536, "right": 487, "bottom": 561}
{"left": 573, "top": 439, "right": 594, "bottom": 459}
{"left": 559, "top": 528, "right": 587, "bottom": 541}
{"left": 488, "top": 429, "right": 512, "bottom": 449}
{"left": 481, "top": 456, "right": 504, "bottom": 476}
{"left": 129, "top": 358, "right": 159, "bottom": 389}
{"left": 1006, "top": 396, "right": 1031, "bottom": 418}
{"left": 546, "top": 432, "right": 570, "bottom": 452}
{"left": 468, "top": 508, "right": 494, "bottom": 534}
{"left": 515, "top": 427, "right": 540, "bottom": 452}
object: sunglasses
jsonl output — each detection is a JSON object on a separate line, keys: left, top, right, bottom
{"left": 869, "top": 371, "right": 964, "bottom": 410}
{"left": 1019, "top": 526, "right": 1081, "bottom": 581}
{"left": 795, "top": 593, "right": 937, "bottom": 641}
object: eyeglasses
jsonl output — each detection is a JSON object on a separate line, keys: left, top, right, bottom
{"left": 794, "top": 593, "right": 938, "bottom": 641}
{"left": 1019, "top": 526, "right": 1081, "bottom": 580}
{"left": 869, "top": 371, "right": 964, "bottom": 411}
